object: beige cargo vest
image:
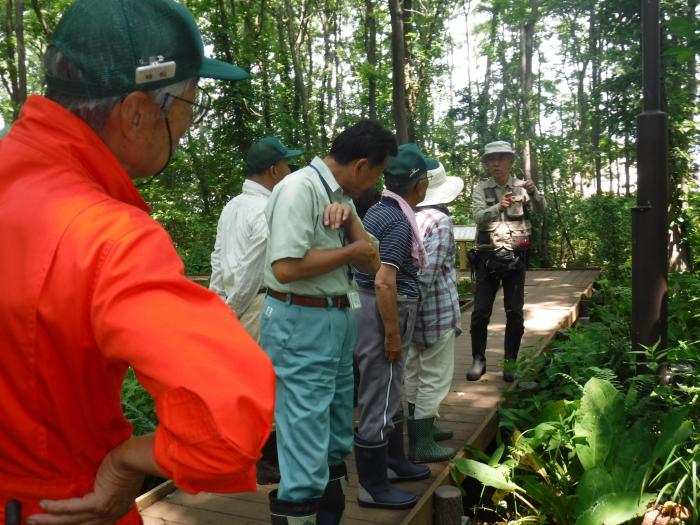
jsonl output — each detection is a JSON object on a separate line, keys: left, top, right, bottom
{"left": 476, "top": 183, "right": 532, "bottom": 251}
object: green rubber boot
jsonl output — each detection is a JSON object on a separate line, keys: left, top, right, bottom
{"left": 407, "top": 403, "right": 453, "bottom": 442}
{"left": 407, "top": 416, "right": 456, "bottom": 464}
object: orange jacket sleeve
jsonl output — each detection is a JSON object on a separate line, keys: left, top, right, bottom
{"left": 90, "top": 222, "right": 275, "bottom": 493}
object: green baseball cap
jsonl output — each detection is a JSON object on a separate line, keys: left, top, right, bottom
{"left": 46, "top": 0, "right": 249, "bottom": 98}
{"left": 246, "top": 137, "right": 303, "bottom": 174}
{"left": 384, "top": 143, "right": 439, "bottom": 181}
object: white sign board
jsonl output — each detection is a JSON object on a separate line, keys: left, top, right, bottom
{"left": 453, "top": 225, "right": 477, "bottom": 242}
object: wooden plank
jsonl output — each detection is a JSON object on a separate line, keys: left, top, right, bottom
{"left": 137, "top": 480, "right": 176, "bottom": 512}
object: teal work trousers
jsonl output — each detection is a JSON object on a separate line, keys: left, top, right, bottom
{"left": 260, "top": 295, "right": 357, "bottom": 501}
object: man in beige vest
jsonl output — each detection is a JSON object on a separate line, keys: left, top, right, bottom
{"left": 467, "top": 141, "right": 546, "bottom": 382}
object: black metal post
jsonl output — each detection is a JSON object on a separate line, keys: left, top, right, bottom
{"left": 632, "top": 0, "right": 668, "bottom": 355}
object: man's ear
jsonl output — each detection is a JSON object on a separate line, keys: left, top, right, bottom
{"left": 353, "top": 157, "right": 368, "bottom": 176}
{"left": 118, "top": 91, "right": 155, "bottom": 141}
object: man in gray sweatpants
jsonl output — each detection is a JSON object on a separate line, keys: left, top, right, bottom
{"left": 352, "top": 144, "right": 436, "bottom": 510}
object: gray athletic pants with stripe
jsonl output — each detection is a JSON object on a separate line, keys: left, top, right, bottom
{"left": 354, "top": 287, "right": 419, "bottom": 443}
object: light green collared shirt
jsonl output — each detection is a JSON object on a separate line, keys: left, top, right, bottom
{"left": 264, "top": 156, "right": 359, "bottom": 296}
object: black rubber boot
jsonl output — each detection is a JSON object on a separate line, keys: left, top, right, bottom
{"left": 407, "top": 403, "right": 453, "bottom": 441}
{"left": 354, "top": 433, "right": 417, "bottom": 509}
{"left": 386, "top": 417, "right": 430, "bottom": 483}
{"left": 257, "top": 430, "right": 281, "bottom": 485}
{"left": 468, "top": 326, "right": 488, "bottom": 381}
{"left": 270, "top": 490, "right": 318, "bottom": 525}
{"left": 466, "top": 355, "right": 486, "bottom": 381}
{"left": 317, "top": 463, "right": 347, "bottom": 525}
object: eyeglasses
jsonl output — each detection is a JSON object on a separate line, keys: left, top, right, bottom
{"left": 484, "top": 153, "right": 513, "bottom": 163}
{"left": 162, "top": 89, "right": 211, "bottom": 125}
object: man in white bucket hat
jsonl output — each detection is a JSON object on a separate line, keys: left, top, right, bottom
{"left": 467, "top": 140, "right": 546, "bottom": 383}
{"left": 405, "top": 162, "right": 464, "bottom": 463}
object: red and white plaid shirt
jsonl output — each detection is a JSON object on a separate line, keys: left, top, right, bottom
{"left": 412, "top": 206, "right": 462, "bottom": 348}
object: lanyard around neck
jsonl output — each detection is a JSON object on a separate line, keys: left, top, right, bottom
{"left": 309, "top": 163, "right": 353, "bottom": 284}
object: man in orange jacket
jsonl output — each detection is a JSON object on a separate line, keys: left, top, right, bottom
{"left": 0, "top": 1, "right": 275, "bottom": 523}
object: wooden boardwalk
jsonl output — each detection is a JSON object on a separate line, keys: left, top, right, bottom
{"left": 139, "top": 269, "right": 599, "bottom": 525}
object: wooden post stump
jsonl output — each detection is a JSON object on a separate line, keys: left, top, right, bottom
{"left": 433, "top": 485, "right": 463, "bottom": 525}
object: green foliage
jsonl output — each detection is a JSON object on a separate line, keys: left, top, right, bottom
{"left": 121, "top": 369, "right": 156, "bottom": 437}
{"left": 452, "top": 274, "right": 700, "bottom": 524}
{"left": 563, "top": 194, "right": 633, "bottom": 276}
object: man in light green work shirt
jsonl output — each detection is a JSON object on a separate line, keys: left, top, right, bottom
{"left": 260, "top": 119, "right": 397, "bottom": 525}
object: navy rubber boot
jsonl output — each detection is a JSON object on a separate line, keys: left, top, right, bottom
{"left": 386, "top": 417, "right": 430, "bottom": 483}
{"left": 270, "top": 490, "right": 318, "bottom": 525}
{"left": 354, "top": 433, "right": 418, "bottom": 510}
{"left": 317, "top": 462, "right": 347, "bottom": 525}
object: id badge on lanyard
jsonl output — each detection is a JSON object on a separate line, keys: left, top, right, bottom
{"left": 347, "top": 290, "right": 362, "bottom": 310}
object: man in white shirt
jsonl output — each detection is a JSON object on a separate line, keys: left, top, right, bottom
{"left": 210, "top": 137, "right": 302, "bottom": 340}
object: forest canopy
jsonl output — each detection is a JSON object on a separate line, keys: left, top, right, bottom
{"left": 1, "top": 0, "right": 698, "bottom": 274}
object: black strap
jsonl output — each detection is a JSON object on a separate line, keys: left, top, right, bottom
{"left": 309, "top": 164, "right": 353, "bottom": 284}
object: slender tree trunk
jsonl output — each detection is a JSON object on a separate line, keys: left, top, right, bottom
{"left": 589, "top": 7, "right": 602, "bottom": 194}
{"left": 276, "top": 9, "right": 298, "bottom": 145}
{"left": 389, "top": 0, "right": 409, "bottom": 143}
{"left": 319, "top": 3, "right": 332, "bottom": 149}
{"left": 284, "top": 0, "right": 311, "bottom": 150}
{"left": 402, "top": 0, "right": 416, "bottom": 142}
{"left": 333, "top": 8, "right": 343, "bottom": 129}
{"left": 14, "top": 0, "right": 26, "bottom": 112}
{"left": 494, "top": 41, "right": 508, "bottom": 127}
{"left": 255, "top": 0, "right": 272, "bottom": 130}
{"left": 414, "top": 0, "right": 447, "bottom": 141}
{"left": 689, "top": 0, "right": 698, "bottom": 106}
{"left": 520, "top": 0, "right": 538, "bottom": 185}
{"left": 215, "top": 0, "right": 234, "bottom": 63}
{"left": 477, "top": 4, "right": 499, "bottom": 143}
{"left": 624, "top": 131, "right": 631, "bottom": 196}
{"left": 2, "top": 0, "right": 20, "bottom": 119}
{"left": 30, "top": 0, "right": 50, "bottom": 37}
{"left": 364, "top": 0, "right": 378, "bottom": 120}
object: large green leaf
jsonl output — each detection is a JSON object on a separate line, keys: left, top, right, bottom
{"left": 609, "top": 419, "right": 653, "bottom": 493}
{"left": 574, "top": 378, "right": 625, "bottom": 471}
{"left": 451, "top": 458, "right": 521, "bottom": 492}
{"left": 650, "top": 406, "right": 693, "bottom": 466}
{"left": 574, "top": 466, "right": 613, "bottom": 518}
{"left": 575, "top": 492, "right": 655, "bottom": 525}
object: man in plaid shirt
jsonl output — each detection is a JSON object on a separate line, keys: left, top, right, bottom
{"left": 406, "top": 162, "right": 464, "bottom": 463}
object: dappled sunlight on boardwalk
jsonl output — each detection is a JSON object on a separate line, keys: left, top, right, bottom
{"left": 140, "top": 269, "right": 600, "bottom": 525}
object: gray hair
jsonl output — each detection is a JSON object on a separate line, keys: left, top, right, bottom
{"left": 384, "top": 174, "right": 425, "bottom": 196}
{"left": 43, "top": 47, "right": 194, "bottom": 133}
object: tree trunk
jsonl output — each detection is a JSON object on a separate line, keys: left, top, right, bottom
{"left": 389, "top": 0, "right": 409, "bottom": 143}
{"left": 624, "top": 131, "right": 631, "bottom": 196}
{"left": 520, "top": 0, "right": 538, "bottom": 185}
{"left": 30, "top": 0, "right": 50, "bottom": 37}
{"left": 589, "top": 6, "right": 602, "bottom": 194}
{"left": 402, "top": 0, "right": 416, "bottom": 142}
{"left": 254, "top": 0, "right": 272, "bottom": 130}
{"left": 364, "top": 0, "right": 378, "bottom": 120}
{"left": 333, "top": 8, "right": 343, "bottom": 129}
{"left": 319, "top": 3, "right": 332, "bottom": 150}
{"left": 477, "top": 3, "right": 499, "bottom": 143}
{"left": 689, "top": 0, "right": 698, "bottom": 106}
{"left": 275, "top": 10, "right": 297, "bottom": 144}
{"left": 284, "top": 0, "right": 311, "bottom": 150}
{"left": 14, "top": 0, "right": 26, "bottom": 112}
